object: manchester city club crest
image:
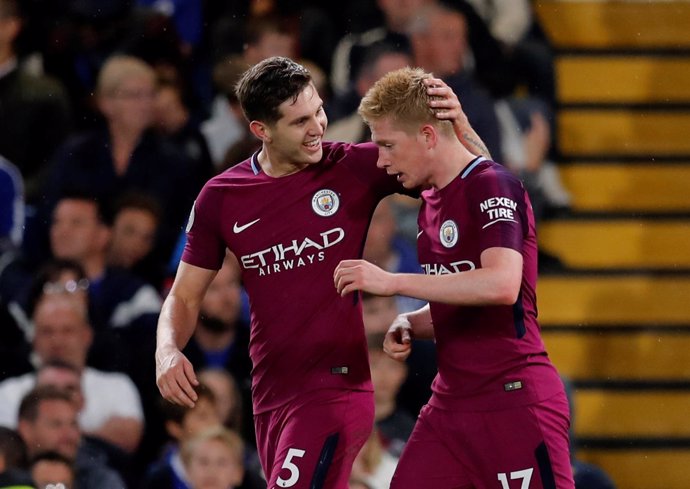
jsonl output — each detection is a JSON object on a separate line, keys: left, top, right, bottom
{"left": 311, "top": 189, "right": 340, "bottom": 217}
{"left": 440, "top": 219, "right": 459, "bottom": 248}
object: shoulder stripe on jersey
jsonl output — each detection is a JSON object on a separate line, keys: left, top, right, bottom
{"left": 460, "top": 156, "right": 486, "bottom": 179}
{"left": 250, "top": 151, "right": 261, "bottom": 175}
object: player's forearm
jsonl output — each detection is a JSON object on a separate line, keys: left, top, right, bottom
{"left": 454, "top": 116, "right": 492, "bottom": 160}
{"left": 156, "top": 294, "right": 200, "bottom": 354}
{"left": 392, "top": 268, "right": 518, "bottom": 306}
{"left": 403, "top": 304, "right": 434, "bottom": 339}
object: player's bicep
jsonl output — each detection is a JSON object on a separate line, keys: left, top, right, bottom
{"left": 480, "top": 247, "right": 523, "bottom": 299}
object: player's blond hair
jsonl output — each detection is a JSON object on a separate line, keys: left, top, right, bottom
{"left": 358, "top": 67, "right": 454, "bottom": 137}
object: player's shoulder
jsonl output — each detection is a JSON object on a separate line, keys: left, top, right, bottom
{"left": 203, "top": 157, "right": 255, "bottom": 190}
{"left": 321, "top": 140, "right": 378, "bottom": 166}
{"left": 466, "top": 158, "right": 522, "bottom": 189}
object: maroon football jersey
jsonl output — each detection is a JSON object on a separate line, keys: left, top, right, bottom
{"left": 183, "top": 142, "right": 404, "bottom": 414}
{"left": 417, "top": 157, "right": 563, "bottom": 411}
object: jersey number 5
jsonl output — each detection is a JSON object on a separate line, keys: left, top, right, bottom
{"left": 277, "top": 448, "right": 306, "bottom": 488}
{"left": 498, "top": 468, "right": 534, "bottom": 489}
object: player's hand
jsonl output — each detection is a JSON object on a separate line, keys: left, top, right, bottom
{"left": 333, "top": 259, "right": 395, "bottom": 297}
{"left": 425, "top": 77, "right": 468, "bottom": 125}
{"left": 156, "top": 348, "right": 199, "bottom": 408}
{"left": 383, "top": 314, "right": 413, "bottom": 362}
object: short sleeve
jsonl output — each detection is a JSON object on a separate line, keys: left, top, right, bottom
{"left": 467, "top": 169, "right": 527, "bottom": 253}
{"left": 181, "top": 184, "right": 226, "bottom": 270}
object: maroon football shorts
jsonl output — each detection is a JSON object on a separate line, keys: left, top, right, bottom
{"left": 255, "top": 389, "right": 374, "bottom": 489}
{"left": 391, "top": 391, "right": 574, "bottom": 489}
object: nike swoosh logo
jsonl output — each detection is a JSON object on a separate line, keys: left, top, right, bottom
{"left": 233, "top": 218, "right": 261, "bottom": 233}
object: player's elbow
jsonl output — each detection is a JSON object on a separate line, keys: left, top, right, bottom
{"left": 489, "top": 279, "right": 521, "bottom": 305}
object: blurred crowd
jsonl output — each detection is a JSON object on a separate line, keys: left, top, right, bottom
{"left": 0, "top": 1, "right": 591, "bottom": 488}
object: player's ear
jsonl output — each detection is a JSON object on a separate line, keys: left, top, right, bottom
{"left": 421, "top": 124, "right": 437, "bottom": 149}
{"left": 249, "top": 120, "right": 271, "bottom": 143}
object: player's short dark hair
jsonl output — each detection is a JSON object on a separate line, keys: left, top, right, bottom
{"left": 235, "top": 56, "right": 312, "bottom": 124}
{"left": 18, "top": 386, "right": 74, "bottom": 423}
{"left": 158, "top": 382, "right": 216, "bottom": 425}
{"left": 0, "top": 426, "right": 28, "bottom": 469}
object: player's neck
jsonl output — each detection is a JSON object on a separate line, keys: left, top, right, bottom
{"left": 431, "top": 141, "right": 478, "bottom": 190}
{"left": 257, "top": 148, "right": 308, "bottom": 178}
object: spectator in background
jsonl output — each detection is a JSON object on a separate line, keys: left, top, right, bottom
{"left": 202, "top": 16, "right": 299, "bottom": 169}
{"left": 0, "top": 155, "right": 23, "bottom": 253}
{"left": 0, "top": 293, "right": 145, "bottom": 456}
{"left": 49, "top": 193, "right": 161, "bottom": 335}
{"left": 350, "top": 427, "right": 399, "bottom": 489}
{"left": 106, "top": 192, "right": 164, "bottom": 289}
{"left": 143, "top": 383, "right": 222, "bottom": 489}
{"left": 409, "top": 2, "right": 503, "bottom": 161}
{"left": 361, "top": 293, "right": 436, "bottom": 419}
{"left": 182, "top": 426, "right": 264, "bottom": 489}
{"left": 17, "top": 386, "right": 127, "bottom": 489}
{"left": 201, "top": 55, "right": 251, "bottom": 170}
{"left": 197, "top": 368, "right": 245, "bottom": 437}
{"left": 463, "top": 0, "right": 556, "bottom": 107}
{"left": 0, "top": 0, "right": 71, "bottom": 203}
{"left": 29, "top": 451, "right": 75, "bottom": 489}
{"left": 0, "top": 426, "right": 33, "bottom": 488}
{"left": 330, "top": 0, "right": 430, "bottom": 102}
{"left": 153, "top": 76, "right": 214, "bottom": 192}
{"left": 326, "top": 44, "right": 411, "bottom": 145}
{"left": 411, "top": 2, "right": 570, "bottom": 221}
{"left": 41, "top": 54, "right": 199, "bottom": 269}
{"left": 367, "top": 333, "right": 415, "bottom": 458}
{"left": 0, "top": 260, "right": 88, "bottom": 380}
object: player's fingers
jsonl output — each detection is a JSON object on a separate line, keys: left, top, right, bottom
{"left": 174, "top": 362, "right": 198, "bottom": 404}
{"left": 401, "top": 328, "right": 412, "bottom": 344}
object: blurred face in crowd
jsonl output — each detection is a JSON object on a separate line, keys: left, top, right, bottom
{"left": 167, "top": 397, "right": 223, "bottom": 444}
{"left": 19, "top": 398, "right": 81, "bottom": 459}
{"left": 100, "top": 74, "right": 156, "bottom": 134}
{"left": 186, "top": 437, "right": 244, "bottom": 489}
{"left": 198, "top": 369, "right": 241, "bottom": 429}
{"left": 50, "top": 199, "right": 109, "bottom": 264}
{"left": 32, "top": 295, "right": 92, "bottom": 370}
{"left": 411, "top": 8, "right": 468, "bottom": 77}
{"left": 37, "top": 366, "right": 85, "bottom": 413}
{"left": 108, "top": 207, "right": 158, "bottom": 268}
{"left": 376, "top": 0, "right": 429, "bottom": 32}
{"left": 31, "top": 458, "right": 75, "bottom": 489}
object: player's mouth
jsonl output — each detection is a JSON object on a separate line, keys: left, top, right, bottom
{"left": 303, "top": 138, "right": 321, "bottom": 152}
